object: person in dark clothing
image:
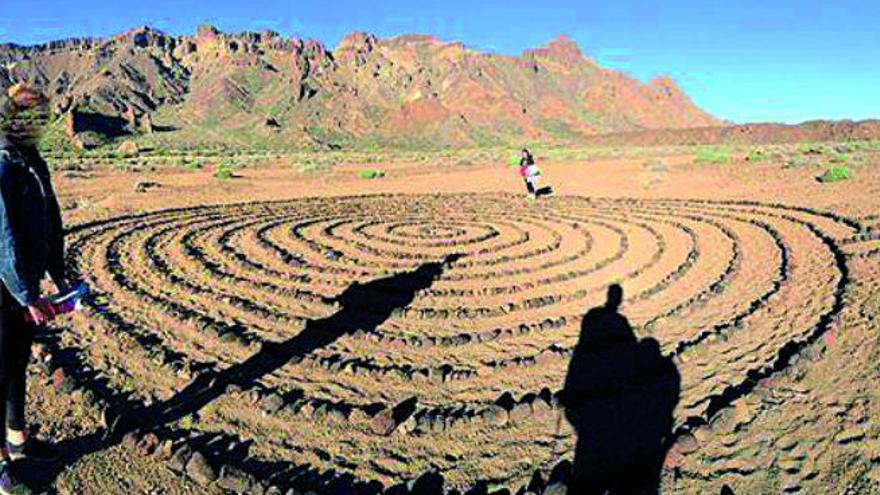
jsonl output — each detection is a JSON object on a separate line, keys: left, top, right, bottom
{"left": 560, "top": 285, "right": 680, "bottom": 494}
{"left": 0, "top": 84, "right": 67, "bottom": 494}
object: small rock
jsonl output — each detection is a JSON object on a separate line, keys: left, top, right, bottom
{"left": 217, "top": 465, "right": 255, "bottom": 493}
{"left": 510, "top": 401, "right": 532, "bottom": 422}
{"left": 328, "top": 407, "right": 348, "bottom": 422}
{"left": 370, "top": 408, "right": 397, "bottom": 435}
{"left": 122, "top": 431, "right": 139, "bottom": 450}
{"left": 157, "top": 439, "right": 174, "bottom": 459}
{"left": 481, "top": 405, "right": 509, "bottom": 427}
{"left": 117, "top": 140, "right": 139, "bottom": 157}
{"left": 134, "top": 181, "right": 160, "bottom": 193}
{"left": 169, "top": 445, "right": 193, "bottom": 472}
{"left": 185, "top": 451, "right": 218, "bottom": 485}
{"left": 370, "top": 397, "right": 418, "bottom": 436}
{"left": 137, "top": 432, "right": 160, "bottom": 456}
{"left": 52, "top": 368, "right": 75, "bottom": 393}
{"left": 677, "top": 431, "right": 700, "bottom": 454}
{"left": 32, "top": 343, "right": 50, "bottom": 362}
{"left": 259, "top": 393, "right": 285, "bottom": 415}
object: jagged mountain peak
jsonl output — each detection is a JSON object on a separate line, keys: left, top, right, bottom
{"left": 0, "top": 25, "right": 719, "bottom": 148}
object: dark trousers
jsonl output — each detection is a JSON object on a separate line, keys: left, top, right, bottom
{"left": 524, "top": 178, "right": 536, "bottom": 194}
{"left": 0, "top": 285, "right": 34, "bottom": 440}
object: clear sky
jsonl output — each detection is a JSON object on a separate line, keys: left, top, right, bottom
{"left": 1, "top": 0, "right": 877, "bottom": 124}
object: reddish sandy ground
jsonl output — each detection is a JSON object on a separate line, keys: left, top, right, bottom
{"left": 23, "top": 149, "right": 880, "bottom": 494}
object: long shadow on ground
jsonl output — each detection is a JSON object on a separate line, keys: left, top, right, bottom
{"left": 559, "top": 284, "right": 681, "bottom": 494}
{"left": 23, "top": 254, "right": 462, "bottom": 492}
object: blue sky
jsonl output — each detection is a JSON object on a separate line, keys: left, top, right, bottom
{"left": 1, "top": 0, "right": 877, "bottom": 124}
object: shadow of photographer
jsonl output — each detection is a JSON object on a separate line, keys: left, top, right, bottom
{"left": 560, "top": 284, "right": 680, "bottom": 494}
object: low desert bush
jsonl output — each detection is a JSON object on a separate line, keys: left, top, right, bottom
{"left": 213, "top": 160, "right": 237, "bottom": 180}
{"left": 694, "top": 148, "right": 731, "bottom": 165}
{"left": 745, "top": 149, "right": 772, "bottom": 163}
{"left": 818, "top": 166, "right": 852, "bottom": 183}
{"left": 359, "top": 168, "right": 386, "bottom": 179}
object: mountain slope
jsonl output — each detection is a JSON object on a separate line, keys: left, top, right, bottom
{"left": 0, "top": 26, "right": 720, "bottom": 149}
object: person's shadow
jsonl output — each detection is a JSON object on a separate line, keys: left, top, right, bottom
{"left": 535, "top": 185, "right": 554, "bottom": 197}
{"left": 23, "top": 253, "right": 463, "bottom": 491}
{"left": 559, "top": 284, "right": 680, "bottom": 494}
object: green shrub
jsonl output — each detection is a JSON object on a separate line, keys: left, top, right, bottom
{"left": 358, "top": 169, "right": 385, "bottom": 179}
{"left": 506, "top": 155, "right": 521, "bottom": 167}
{"left": 694, "top": 148, "right": 731, "bottom": 165}
{"left": 745, "top": 149, "right": 771, "bottom": 163}
{"left": 818, "top": 166, "right": 852, "bottom": 183}
{"left": 213, "top": 162, "right": 237, "bottom": 180}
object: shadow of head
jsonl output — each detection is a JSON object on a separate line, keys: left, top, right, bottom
{"left": 442, "top": 252, "right": 465, "bottom": 265}
{"left": 605, "top": 283, "right": 623, "bottom": 311}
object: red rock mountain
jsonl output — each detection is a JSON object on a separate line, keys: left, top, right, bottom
{"left": 0, "top": 26, "right": 720, "bottom": 148}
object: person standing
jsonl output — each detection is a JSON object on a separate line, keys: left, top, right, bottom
{"left": 519, "top": 148, "right": 539, "bottom": 198}
{"left": 0, "top": 83, "right": 67, "bottom": 495}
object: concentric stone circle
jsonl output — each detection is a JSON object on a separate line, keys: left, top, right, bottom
{"left": 60, "top": 193, "right": 852, "bottom": 490}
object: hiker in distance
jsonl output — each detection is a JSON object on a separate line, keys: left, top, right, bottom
{"left": 519, "top": 148, "right": 552, "bottom": 200}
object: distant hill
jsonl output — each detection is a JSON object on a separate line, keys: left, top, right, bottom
{"left": 578, "top": 120, "right": 880, "bottom": 147}
{"left": 1, "top": 26, "right": 721, "bottom": 149}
